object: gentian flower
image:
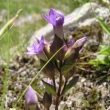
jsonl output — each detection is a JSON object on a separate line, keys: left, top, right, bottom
{"left": 42, "top": 8, "right": 64, "bottom": 27}
{"left": 42, "top": 8, "right": 70, "bottom": 61}
{"left": 68, "top": 40, "right": 75, "bottom": 47}
{"left": 25, "top": 86, "right": 38, "bottom": 105}
{"left": 72, "top": 37, "right": 86, "bottom": 49}
{"left": 25, "top": 36, "right": 48, "bottom": 61}
{"left": 25, "top": 36, "right": 44, "bottom": 55}
{"left": 64, "top": 37, "right": 86, "bottom": 62}
{"left": 42, "top": 8, "right": 64, "bottom": 39}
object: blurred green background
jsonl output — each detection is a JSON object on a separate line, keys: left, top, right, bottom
{"left": 0, "top": 0, "right": 102, "bottom": 59}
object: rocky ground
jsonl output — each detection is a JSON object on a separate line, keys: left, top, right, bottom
{"left": 0, "top": 2, "right": 110, "bottom": 110}
{"left": 0, "top": 21, "right": 110, "bottom": 110}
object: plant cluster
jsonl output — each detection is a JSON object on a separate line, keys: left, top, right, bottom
{"left": 24, "top": 8, "right": 86, "bottom": 110}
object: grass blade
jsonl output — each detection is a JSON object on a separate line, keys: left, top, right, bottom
{"left": 97, "top": 17, "right": 110, "bottom": 35}
{"left": 13, "top": 45, "right": 65, "bottom": 108}
{"left": 0, "top": 9, "right": 22, "bottom": 39}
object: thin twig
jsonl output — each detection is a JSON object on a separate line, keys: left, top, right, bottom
{"left": 76, "top": 66, "right": 95, "bottom": 73}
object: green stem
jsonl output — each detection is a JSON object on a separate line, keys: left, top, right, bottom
{"left": 14, "top": 45, "right": 65, "bottom": 108}
{"left": 55, "top": 97, "right": 59, "bottom": 110}
{"left": 55, "top": 70, "right": 62, "bottom": 110}
{"left": 53, "top": 76, "right": 56, "bottom": 91}
{"left": 61, "top": 79, "right": 67, "bottom": 95}
{"left": 58, "top": 71, "right": 62, "bottom": 96}
{"left": 1, "top": 0, "right": 10, "bottom": 109}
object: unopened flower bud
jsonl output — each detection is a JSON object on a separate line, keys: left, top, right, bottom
{"left": 72, "top": 37, "right": 86, "bottom": 49}
{"left": 64, "top": 37, "right": 86, "bottom": 62}
{"left": 25, "top": 86, "right": 38, "bottom": 105}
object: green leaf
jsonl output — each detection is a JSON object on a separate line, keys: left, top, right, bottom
{"left": 97, "top": 17, "right": 110, "bottom": 35}
{"left": 61, "top": 62, "right": 75, "bottom": 74}
{"left": 97, "top": 54, "right": 109, "bottom": 65}
{"left": 89, "top": 45, "right": 110, "bottom": 67}
{"left": 99, "top": 45, "right": 110, "bottom": 55}
{"left": 63, "top": 75, "right": 79, "bottom": 94}
{"left": 89, "top": 59, "right": 98, "bottom": 67}
{"left": 42, "top": 92, "right": 52, "bottom": 109}
{"left": 0, "top": 9, "right": 22, "bottom": 38}
{"left": 42, "top": 80, "right": 57, "bottom": 96}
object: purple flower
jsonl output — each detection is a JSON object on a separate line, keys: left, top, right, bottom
{"left": 68, "top": 40, "right": 75, "bottom": 47}
{"left": 25, "top": 86, "right": 38, "bottom": 105}
{"left": 42, "top": 8, "right": 65, "bottom": 38}
{"left": 42, "top": 8, "right": 73, "bottom": 39}
{"left": 25, "top": 36, "right": 44, "bottom": 55}
{"left": 42, "top": 8, "right": 64, "bottom": 27}
{"left": 73, "top": 37, "right": 86, "bottom": 49}
{"left": 45, "top": 78, "right": 52, "bottom": 85}
{"left": 25, "top": 36, "right": 48, "bottom": 61}
{"left": 64, "top": 37, "right": 86, "bottom": 62}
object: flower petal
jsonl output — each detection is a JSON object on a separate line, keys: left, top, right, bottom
{"left": 49, "top": 8, "right": 56, "bottom": 25}
{"left": 42, "top": 14, "right": 51, "bottom": 24}
{"left": 25, "top": 86, "right": 38, "bottom": 105}
{"left": 55, "top": 11, "right": 64, "bottom": 26}
{"left": 49, "top": 8, "right": 64, "bottom": 26}
{"left": 25, "top": 37, "right": 44, "bottom": 55}
{"left": 42, "top": 8, "right": 64, "bottom": 27}
{"left": 27, "top": 46, "right": 35, "bottom": 51}
{"left": 24, "top": 51, "right": 36, "bottom": 55}
{"left": 69, "top": 40, "right": 75, "bottom": 47}
{"left": 37, "top": 36, "right": 44, "bottom": 52}
{"left": 73, "top": 37, "right": 86, "bottom": 48}
{"left": 33, "top": 42, "right": 39, "bottom": 53}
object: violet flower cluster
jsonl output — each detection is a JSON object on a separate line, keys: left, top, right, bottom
{"left": 25, "top": 8, "right": 86, "bottom": 110}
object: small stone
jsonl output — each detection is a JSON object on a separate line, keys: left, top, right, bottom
{"left": 81, "top": 78, "right": 86, "bottom": 83}
{"left": 20, "top": 71, "right": 27, "bottom": 77}
{"left": 9, "top": 108, "right": 16, "bottom": 110}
